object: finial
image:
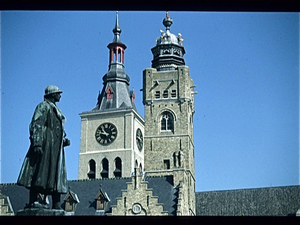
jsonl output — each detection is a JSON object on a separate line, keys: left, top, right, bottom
{"left": 112, "top": 11, "right": 122, "bottom": 43}
{"left": 163, "top": 11, "right": 173, "bottom": 31}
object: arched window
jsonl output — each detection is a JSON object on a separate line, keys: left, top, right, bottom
{"left": 88, "top": 159, "right": 96, "bottom": 179}
{"left": 118, "top": 49, "right": 122, "bottom": 63}
{"left": 114, "top": 157, "right": 122, "bottom": 178}
{"left": 135, "top": 160, "right": 138, "bottom": 168}
{"left": 101, "top": 158, "right": 109, "bottom": 178}
{"left": 113, "top": 48, "right": 117, "bottom": 62}
{"left": 139, "top": 163, "right": 143, "bottom": 171}
{"left": 161, "top": 112, "right": 174, "bottom": 132}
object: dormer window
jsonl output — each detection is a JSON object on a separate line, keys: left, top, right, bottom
{"left": 66, "top": 198, "right": 74, "bottom": 212}
{"left": 97, "top": 198, "right": 105, "bottom": 210}
{"left": 64, "top": 189, "right": 80, "bottom": 214}
{"left": 95, "top": 189, "right": 110, "bottom": 212}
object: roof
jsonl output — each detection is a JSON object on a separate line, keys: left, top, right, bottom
{"left": 151, "top": 12, "right": 185, "bottom": 71}
{"left": 2, "top": 179, "right": 299, "bottom": 216}
{"left": 145, "top": 175, "right": 176, "bottom": 215}
{"left": 0, "top": 175, "right": 175, "bottom": 215}
{"left": 196, "top": 185, "right": 300, "bottom": 216}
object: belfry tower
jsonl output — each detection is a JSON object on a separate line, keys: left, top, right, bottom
{"left": 78, "top": 12, "right": 144, "bottom": 180}
{"left": 143, "top": 12, "right": 196, "bottom": 215}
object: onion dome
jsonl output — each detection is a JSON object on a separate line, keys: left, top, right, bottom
{"left": 151, "top": 12, "right": 185, "bottom": 71}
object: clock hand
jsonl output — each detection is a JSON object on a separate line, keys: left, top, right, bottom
{"left": 100, "top": 128, "right": 109, "bottom": 136}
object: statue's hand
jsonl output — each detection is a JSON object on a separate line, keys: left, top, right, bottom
{"left": 63, "top": 138, "right": 70, "bottom": 147}
{"left": 34, "top": 146, "right": 43, "bottom": 155}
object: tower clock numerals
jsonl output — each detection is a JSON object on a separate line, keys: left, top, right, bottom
{"left": 95, "top": 122, "right": 117, "bottom": 146}
{"left": 136, "top": 128, "right": 143, "bottom": 151}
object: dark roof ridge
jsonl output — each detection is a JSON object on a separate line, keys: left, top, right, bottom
{"left": 0, "top": 176, "right": 169, "bottom": 186}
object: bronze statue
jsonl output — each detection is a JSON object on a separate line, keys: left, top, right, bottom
{"left": 17, "top": 85, "right": 70, "bottom": 210}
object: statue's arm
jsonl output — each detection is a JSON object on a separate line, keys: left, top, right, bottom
{"left": 63, "top": 131, "right": 71, "bottom": 147}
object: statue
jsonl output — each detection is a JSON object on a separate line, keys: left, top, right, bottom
{"left": 17, "top": 85, "right": 70, "bottom": 210}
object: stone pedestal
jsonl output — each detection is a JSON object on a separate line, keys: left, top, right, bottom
{"left": 16, "top": 208, "right": 65, "bottom": 216}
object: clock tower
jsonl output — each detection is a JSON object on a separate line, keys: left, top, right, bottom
{"left": 78, "top": 12, "right": 144, "bottom": 180}
{"left": 143, "top": 12, "right": 196, "bottom": 215}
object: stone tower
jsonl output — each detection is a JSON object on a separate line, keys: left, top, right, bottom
{"left": 78, "top": 12, "right": 144, "bottom": 180}
{"left": 143, "top": 12, "right": 196, "bottom": 215}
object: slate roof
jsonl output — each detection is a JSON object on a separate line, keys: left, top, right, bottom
{"left": 196, "top": 185, "right": 300, "bottom": 216}
{"left": 2, "top": 177, "right": 299, "bottom": 216}
{"left": 145, "top": 175, "right": 177, "bottom": 215}
{"left": 0, "top": 175, "right": 175, "bottom": 215}
{"left": 64, "top": 178, "right": 130, "bottom": 215}
{"left": 0, "top": 183, "right": 29, "bottom": 213}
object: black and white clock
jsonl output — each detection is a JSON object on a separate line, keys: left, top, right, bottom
{"left": 95, "top": 122, "right": 117, "bottom": 145}
{"left": 136, "top": 128, "right": 143, "bottom": 151}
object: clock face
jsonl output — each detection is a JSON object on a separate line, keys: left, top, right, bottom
{"left": 95, "top": 123, "right": 117, "bottom": 146}
{"left": 136, "top": 128, "right": 143, "bottom": 151}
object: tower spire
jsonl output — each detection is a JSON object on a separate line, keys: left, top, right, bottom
{"left": 93, "top": 12, "right": 136, "bottom": 112}
{"left": 112, "top": 11, "right": 122, "bottom": 43}
{"left": 107, "top": 11, "right": 127, "bottom": 67}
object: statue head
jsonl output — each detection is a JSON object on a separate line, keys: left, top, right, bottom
{"left": 44, "top": 85, "right": 63, "bottom": 103}
{"left": 44, "top": 85, "right": 63, "bottom": 96}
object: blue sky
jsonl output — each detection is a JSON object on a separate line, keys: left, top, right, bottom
{"left": 1, "top": 11, "right": 299, "bottom": 192}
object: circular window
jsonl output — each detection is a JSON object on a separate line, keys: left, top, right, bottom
{"left": 132, "top": 203, "right": 142, "bottom": 214}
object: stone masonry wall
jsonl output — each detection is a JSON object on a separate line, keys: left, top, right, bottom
{"left": 143, "top": 66, "right": 196, "bottom": 215}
